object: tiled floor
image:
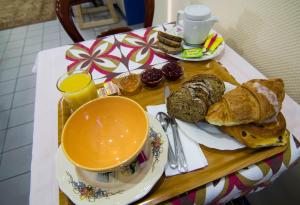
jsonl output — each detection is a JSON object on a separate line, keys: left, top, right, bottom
{"left": 0, "top": 7, "right": 143, "bottom": 204}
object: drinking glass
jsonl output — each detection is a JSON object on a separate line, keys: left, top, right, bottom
{"left": 57, "top": 70, "right": 98, "bottom": 111}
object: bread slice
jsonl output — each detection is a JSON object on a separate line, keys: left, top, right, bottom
{"left": 167, "top": 87, "right": 208, "bottom": 122}
{"left": 157, "top": 35, "right": 181, "bottom": 48}
{"left": 158, "top": 42, "right": 183, "bottom": 54}
{"left": 158, "top": 31, "right": 183, "bottom": 42}
{"left": 184, "top": 74, "right": 225, "bottom": 105}
{"left": 183, "top": 81, "right": 210, "bottom": 105}
{"left": 166, "top": 74, "right": 225, "bottom": 123}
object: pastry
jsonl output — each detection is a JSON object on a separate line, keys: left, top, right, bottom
{"left": 221, "top": 113, "right": 288, "bottom": 148}
{"left": 167, "top": 74, "right": 225, "bottom": 122}
{"left": 205, "top": 78, "right": 285, "bottom": 126}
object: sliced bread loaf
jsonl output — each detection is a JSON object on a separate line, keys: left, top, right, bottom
{"left": 167, "top": 74, "right": 225, "bottom": 122}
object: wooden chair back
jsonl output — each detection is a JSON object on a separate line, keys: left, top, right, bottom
{"left": 144, "top": 0, "right": 155, "bottom": 28}
{"left": 56, "top": 0, "right": 155, "bottom": 43}
{"left": 56, "top": 0, "right": 86, "bottom": 43}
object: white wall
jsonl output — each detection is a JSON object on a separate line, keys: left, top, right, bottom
{"left": 153, "top": 0, "right": 300, "bottom": 103}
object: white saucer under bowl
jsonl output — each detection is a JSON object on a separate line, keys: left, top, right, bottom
{"left": 56, "top": 114, "right": 168, "bottom": 205}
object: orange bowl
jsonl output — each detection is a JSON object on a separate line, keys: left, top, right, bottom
{"left": 61, "top": 96, "right": 149, "bottom": 172}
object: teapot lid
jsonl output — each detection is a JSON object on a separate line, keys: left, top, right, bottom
{"left": 184, "top": 5, "right": 211, "bottom": 21}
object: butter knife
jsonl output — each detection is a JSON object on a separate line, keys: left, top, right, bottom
{"left": 170, "top": 117, "right": 188, "bottom": 173}
{"left": 164, "top": 86, "right": 188, "bottom": 173}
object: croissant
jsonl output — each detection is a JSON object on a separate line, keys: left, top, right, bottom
{"left": 221, "top": 112, "right": 288, "bottom": 148}
{"left": 205, "top": 78, "right": 285, "bottom": 126}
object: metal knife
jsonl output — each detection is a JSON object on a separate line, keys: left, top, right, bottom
{"left": 164, "top": 86, "right": 171, "bottom": 104}
{"left": 170, "top": 117, "right": 188, "bottom": 173}
{"left": 164, "top": 86, "right": 188, "bottom": 173}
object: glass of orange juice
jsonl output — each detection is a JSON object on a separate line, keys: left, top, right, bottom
{"left": 57, "top": 70, "right": 98, "bottom": 111}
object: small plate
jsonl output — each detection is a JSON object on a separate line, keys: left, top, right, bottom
{"left": 164, "top": 26, "right": 225, "bottom": 62}
{"left": 56, "top": 114, "right": 168, "bottom": 205}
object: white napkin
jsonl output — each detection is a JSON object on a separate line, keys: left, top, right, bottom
{"left": 147, "top": 104, "right": 208, "bottom": 176}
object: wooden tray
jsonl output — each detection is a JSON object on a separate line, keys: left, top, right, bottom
{"left": 58, "top": 60, "right": 287, "bottom": 205}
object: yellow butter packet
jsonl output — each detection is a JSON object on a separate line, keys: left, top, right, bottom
{"left": 209, "top": 37, "right": 224, "bottom": 53}
{"left": 182, "top": 48, "right": 203, "bottom": 58}
{"left": 103, "top": 81, "right": 120, "bottom": 96}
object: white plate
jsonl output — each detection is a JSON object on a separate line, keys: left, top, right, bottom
{"left": 56, "top": 114, "right": 168, "bottom": 205}
{"left": 165, "top": 26, "right": 225, "bottom": 61}
{"left": 177, "top": 120, "right": 245, "bottom": 150}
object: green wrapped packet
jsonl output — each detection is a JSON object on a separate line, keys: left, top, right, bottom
{"left": 182, "top": 48, "right": 203, "bottom": 58}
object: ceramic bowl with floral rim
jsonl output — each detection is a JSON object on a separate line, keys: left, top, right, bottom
{"left": 56, "top": 114, "right": 168, "bottom": 205}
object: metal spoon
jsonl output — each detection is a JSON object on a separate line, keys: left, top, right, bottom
{"left": 156, "top": 112, "right": 177, "bottom": 169}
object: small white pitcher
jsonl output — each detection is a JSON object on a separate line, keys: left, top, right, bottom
{"left": 177, "top": 5, "right": 218, "bottom": 45}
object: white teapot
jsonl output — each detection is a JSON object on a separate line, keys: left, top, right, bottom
{"left": 177, "top": 5, "right": 218, "bottom": 45}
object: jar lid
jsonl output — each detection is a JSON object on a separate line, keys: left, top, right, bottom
{"left": 184, "top": 5, "right": 211, "bottom": 21}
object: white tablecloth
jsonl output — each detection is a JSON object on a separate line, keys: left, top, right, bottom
{"left": 29, "top": 44, "right": 300, "bottom": 205}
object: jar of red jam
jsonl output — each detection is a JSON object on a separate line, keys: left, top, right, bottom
{"left": 141, "top": 68, "right": 164, "bottom": 87}
{"left": 162, "top": 62, "right": 183, "bottom": 81}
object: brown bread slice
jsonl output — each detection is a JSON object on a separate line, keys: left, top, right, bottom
{"left": 184, "top": 74, "right": 225, "bottom": 105}
{"left": 158, "top": 42, "right": 183, "bottom": 54}
{"left": 167, "top": 87, "right": 208, "bottom": 122}
{"left": 158, "top": 31, "right": 183, "bottom": 42}
{"left": 183, "top": 81, "right": 210, "bottom": 106}
{"left": 157, "top": 35, "right": 182, "bottom": 48}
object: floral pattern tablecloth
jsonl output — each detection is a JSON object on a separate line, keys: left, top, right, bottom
{"left": 65, "top": 24, "right": 300, "bottom": 204}
{"left": 66, "top": 24, "right": 175, "bottom": 83}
